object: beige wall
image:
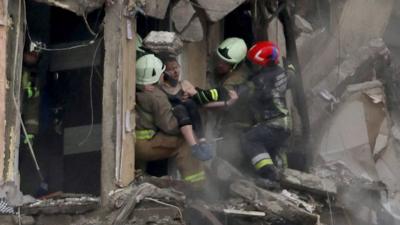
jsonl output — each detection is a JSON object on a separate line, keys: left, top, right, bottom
{"left": 0, "top": 0, "right": 7, "bottom": 182}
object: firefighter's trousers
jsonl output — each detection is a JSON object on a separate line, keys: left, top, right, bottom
{"left": 135, "top": 132, "right": 205, "bottom": 183}
{"left": 240, "top": 122, "right": 289, "bottom": 171}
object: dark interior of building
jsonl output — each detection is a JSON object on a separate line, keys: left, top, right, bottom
{"left": 19, "top": 1, "right": 104, "bottom": 197}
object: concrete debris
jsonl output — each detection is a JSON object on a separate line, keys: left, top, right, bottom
{"left": 194, "top": 0, "right": 246, "bottom": 22}
{"left": 308, "top": 39, "right": 390, "bottom": 128}
{"left": 373, "top": 118, "right": 389, "bottom": 159}
{"left": 281, "top": 168, "right": 337, "bottom": 197}
{"left": 318, "top": 82, "right": 385, "bottom": 182}
{"left": 230, "top": 180, "right": 320, "bottom": 225}
{"left": 0, "top": 182, "right": 23, "bottom": 206}
{"left": 33, "top": 0, "right": 104, "bottom": 15}
{"left": 187, "top": 204, "right": 224, "bottom": 225}
{"left": 392, "top": 126, "right": 400, "bottom": 142}
{"left": 143, "top": 31, "right": 184, "bottom": 55}
{"left": 171, "top": 0, "right": 196, "bottom": 33}
{"left": 109, "top": 183, "right": 185, "bottom": 210}
{"left": 281, "top": 189, "right": 316, "bottom": 213}
{"left": 21, "top": 194, "right": 99, "bottom": 215}
{"left": 132, "top": 207, "right": 183, "bottom": 225}
{"left": 294, "top": 15, "right": 313, "bottom": 33}
{"left": 141, "top": 0, "right": 170, "bottom": 19}
{"left": 112, "top": 183, "right": 185, "bottom": 225}
{"left": 180, "top": 16, "right": 204, "bottom": 42}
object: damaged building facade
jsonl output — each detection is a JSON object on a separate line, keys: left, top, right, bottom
{"left": 0, "top": 0, "right": 400, "bottom": 224}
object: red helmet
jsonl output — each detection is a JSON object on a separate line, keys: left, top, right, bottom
{"left": 247, "top": 41, "right": 280, "bottom": 66}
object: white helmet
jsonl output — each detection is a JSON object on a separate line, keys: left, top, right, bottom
{"left": 136, "top": 54, "right": 165, "bottom": 85}
{"left": 217, "top": 37, "right": 248, "bottom": 65}
{"left": 136, "top": 34, "right": 145, "bottom": 53}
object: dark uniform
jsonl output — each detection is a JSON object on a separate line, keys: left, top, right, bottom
{"left": 240, "top": 64, "right": 291, "bottom": 181}
{"left": 216, "top": 64, "right": 253, "bottom": 167}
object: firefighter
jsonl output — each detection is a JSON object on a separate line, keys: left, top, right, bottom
{"left": 134, "top": 54, "right": 206, "bottom": 184}
{"left": 21, "top": 48, "right": 41, "bottom": 145}
{"left": 241, "top": 41, "right": 291, "bottom": 182}
{"left": 214, "top": 37, "right": 252, "bottom": 167}
{"left": 159, "top": 56, "right": 239, "bottom": 161}
{"left": 136, "top": 34, "right": 147, "bottom": 58}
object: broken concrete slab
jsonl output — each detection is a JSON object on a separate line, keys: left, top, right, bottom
{"left": 180, "top": 16, "right": 204, "bottom": 42}
{"left": 230, "top": 180, "right": 320, "bottom": 225}
{"left": 33, "top": 0, "right": 104, "bottom": 15}
{"left": 21, "top": 195, "right": 99, "bottom": 215}
{"left": 281, "top": 168, "right": 337, "bottom": 197}
{"left": 373, "top": 118, "right": 389, "bottom": 159}
{"left": 194, "top": 0, "right": 246, "bottom": 22}
{"left": 319, "top": 99, "right": 380, "bottom": 181}
{"left": 142, "top": 0, "right": 170, "bottom": 19}
{"left": 308, "top": 39, "right": 390, "bottom": 128}
{"left": 375, "top": 138, "right": 400, "bottom": 191}
{"left": 132, "top": 207, "right": 184, "bottom": 225}
{"left": 295, "top": 15, "right": 313, "bottom": 33}
{"left": 392, "top": 126, "right": 400, "bottom": 142}
{"left": 109, "top": 183, "right": 185, "bottom": 210}
{"left": 112, "top": 183, "right": 185, "bottom": 225}
{"left": 171, "top": 0, "right": 196, "bottom": 33}
{"left": 143, "top": 31, "right": 184, "bottom": 55}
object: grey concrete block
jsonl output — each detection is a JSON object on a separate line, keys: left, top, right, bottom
{"left": 180, "top": 16, "right": 204, "bottom": 42}
{"left": 143, "top": 31, "right": 184, "bottom": 55}
{"left": 195, "top": 0, "right": 246, "bottom": 22}
{"left": 143, "top": 0, "right": 170, "bottom": 19}
{"left": 171, "top": 0, "right": 196, "bottom": 32}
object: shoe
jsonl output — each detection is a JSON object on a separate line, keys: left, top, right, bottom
{"left": 258, "top": 165, "right": 281, "bottom": 181}
{"left": 191, "top": 142, "right": 213, "bottom": 161}
{"left": 255, "top": 178, "right": 281, "bottom": 190}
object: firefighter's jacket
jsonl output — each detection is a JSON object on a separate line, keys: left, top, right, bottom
{"left": 135, "top": 85, "right": 180, "bottom": 139}
{"left": 248, "top": 65, "right": 290, "bottom": 130}
{"left": 22, "top": 68, "right": 40, "bottom": 135}
{"left": 218, "top": 64, "right": 253, "bottom": 129}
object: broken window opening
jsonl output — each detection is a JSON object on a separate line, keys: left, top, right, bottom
{"left": 18, "top": 1, "right": 105, "bottom": 198}
{"left": 223, "top": 3, "right": 254, "bottom": 48}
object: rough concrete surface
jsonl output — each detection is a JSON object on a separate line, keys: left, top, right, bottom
{"left": 180, "top": 16, "right": 204, "bottom": 42}
{"left": 195, "top": 0, "right": 246, "bottom": 22}
{"left": 171, "top": 0, "right": 196, "bottom": 33}
{"left": 33, "top": 0, "right": 104, "bottom": 15}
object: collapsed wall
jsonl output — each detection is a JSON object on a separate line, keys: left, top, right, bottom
{"left": 295, "top": 0, "right": 400, "bottom": 223}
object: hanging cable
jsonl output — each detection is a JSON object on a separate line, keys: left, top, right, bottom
{"left": 22, "top": 0, "right": 101, "bottom": 52}
{"left": 82, "top": 12, "right": 97, "bottom": 36}
{"left": 14, "top": 0, "right": 44, "bottom": 181}
{"left": 78, "top": 36, "right": 104, "bottom": 146}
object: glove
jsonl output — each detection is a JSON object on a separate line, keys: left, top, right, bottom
{"left": 192, "top": 87, "right": 229, "bottom": 105}
{"left": 191, "top": 142, "right": 213, "bottom": 161}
